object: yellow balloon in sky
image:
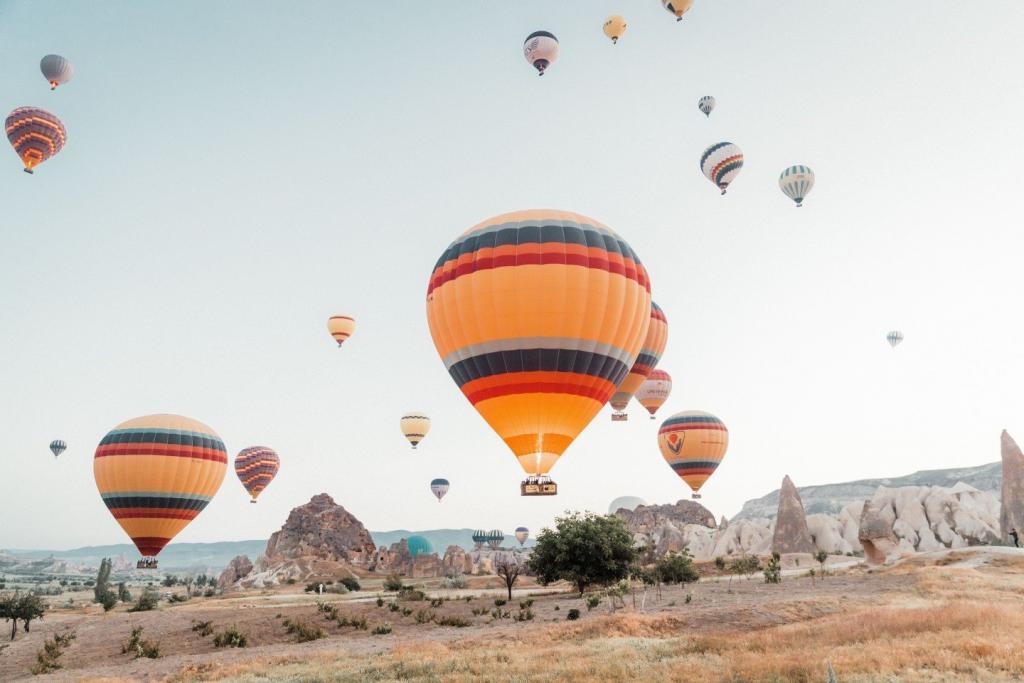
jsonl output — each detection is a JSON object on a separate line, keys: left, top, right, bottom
{"left": 603, "top": 15, "right": 627, "bottom": 44}
{"left": 326, "top": 315, "right": 355, "bottom": 347}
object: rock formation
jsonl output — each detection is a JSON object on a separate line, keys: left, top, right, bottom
{"left": 718, "top": 516, "right": 729, "bottom": 530}
{"left": 771, "top": 475, "right": 815, "bottom": 555}
{"left": 217, "top": 555, "right": 253, "bottom": 590}
{"left": 263, "top": 494, "right": 376, "bottom": 564}
{"left": 1000, "top": 431, "right": 1024, "bottom": 544}
{"left": 442, "top": 545, "right": 473, "bottom": 575}
{"left": 858, "top": 484, "right": 1001, "bottom": 563}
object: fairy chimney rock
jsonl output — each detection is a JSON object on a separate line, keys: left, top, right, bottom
{"left": 771, "top": 475, "right": 816, "bottom": 554}
{"left": 1000, "top": 431, "right": 1024, "bottom": 543}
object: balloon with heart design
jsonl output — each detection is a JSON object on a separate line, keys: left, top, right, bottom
{"left": 657, "top": 410, "right": 728, "bottom": 498}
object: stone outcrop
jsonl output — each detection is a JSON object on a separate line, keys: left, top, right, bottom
{"left": 771, "top": 475, "right": 816, "bottom": 555}
{"left": 718, "top": 516, "right": 729, "bottom": 530}
{"left": 263, "top": 494, "right": 376, "bottom": 564}
{"left": 217, "top": 555, "right": 253, "bottom": 590}
{"left": 442, "top": 545, "right": 473, "bottom": 575}
{"left": 1000, "top": 431, "right": 1024, "bottom": 544}
{"left": 858, "top": 484, "right": 1001, "bottom": 563}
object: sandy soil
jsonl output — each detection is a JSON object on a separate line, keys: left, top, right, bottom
{"left": 3, "top": 548, "right": 1022, "bottom": 682}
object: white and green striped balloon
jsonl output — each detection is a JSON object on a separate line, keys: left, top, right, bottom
{"left": 698, "top": 96, "right": 715, "bottom": 117}
{"left": 779, "top": 165, "right": 815, "bottom": 207}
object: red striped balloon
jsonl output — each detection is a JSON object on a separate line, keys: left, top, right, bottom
{"left": 234, "top": 446, "right": 280, "bottom": 503}
{"left": 5, "top": 107, "right": 66, "bottom": 173}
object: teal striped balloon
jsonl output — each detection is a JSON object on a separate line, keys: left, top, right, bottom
{"left": 779, "top": 165, "right": 815, "bottom": 207}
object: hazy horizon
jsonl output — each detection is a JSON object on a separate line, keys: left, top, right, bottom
{"left": 3, "top": 1, "right": 1024, "bottom": 551}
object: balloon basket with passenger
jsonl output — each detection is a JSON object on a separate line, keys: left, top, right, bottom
{"left": 521, "top": 475, "right": 557, "bottom": 496}
{"left": 136, "top": 557, "right": 159, "bottom": 570}
{"left": 611, "top": 412, "right": 628, "bottom": 422}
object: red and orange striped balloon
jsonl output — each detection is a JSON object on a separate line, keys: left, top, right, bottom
{"left": 426, "top": 209, "right": 651, "bottom": 479}
{"left": 234, "top": 446, "right": 280, "bottom": 503}
{"left": 93, "top": 414, "right": 227, "bottom": 558}
{"left": 610, "top": 301, "right": 668, "bottom": 418}
{"left": 657, "top": 410, "right": 728, "bottom": 498}
{"left": 5, "top": 107, "right": 66, "bottom": 173}
{"left": 635, "top": 368, "right": 672, "bottom": 418}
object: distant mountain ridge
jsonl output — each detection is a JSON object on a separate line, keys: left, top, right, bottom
{"left": 1, "top": 529, "right": 489, "bottom": 574}
{"left": 732, "top": 461, "right": 1001, "bottom": 520}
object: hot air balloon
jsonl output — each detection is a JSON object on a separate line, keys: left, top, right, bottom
{"left": 662, "top": 0, "right": 694, "bottom": 21}
{"left": 514, "top": 527, "right": 529, "bottom": 546}
{"left": 6, "top": 107, "right": 66, "bottom": 174}
{"left": 779, "top": 165, "right": 815, "bottom": 207}
{"left": 486, "top": 529, "right": 505, "bottom": 550}
{"left": 426, "top": 209, "right": 652, "bottom": 496}
{"left": 40, "top": 55, "right": 73, "bottom": 90}
{"left": 472, "top": 530, "right": 489, "bottom": 548}
{"left": 401, "top": 412, "right": 430, "bottom": 449}
{"left": 603, "top": 15, "right": 627, "bottom": 44}
{"left": 608, "top": 495, "right": 646, "bottom": 514}
{"left": 49, "top": 439, "right": 67, "bottom": 458}
{"left": 657, "top": 410, "right": 728, "bottom": 499}
{"left": 523, "top": 31, "right": 559, "bottom": 76}
{"left": 636, "top": 369, "right": 672, "bottom": 419}
{"left": 610, "top": 301, "right": 668, "bottom": 421}
{"left": 326, "top": 315, "right": 355, "bottom": 346}
{"left": 698, "top": 95, "right": 715, "bottom": 117}
{"left": 234, "top": 446, "right": 280, "bottom": 503}
{"left": 94, "top": 414, "right": 227, "bottom": 568}
{"left": 701, "top": 142, "right": 743, "bottom": 195}
{"left": 430, "top": 478, "right": 450, "bottom": 502}
{"left": 407, "top": 535, "right": 433, "bottom": 557}
{"left": 887, "top": 330, "right": 904, "bottom": 348}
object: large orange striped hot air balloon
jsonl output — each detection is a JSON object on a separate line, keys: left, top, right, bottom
{"left": 610, "top": 301, "right": 668, "bottom": 421}
{"left": 234, "top": 446, "right": 280, "bottom": 503}
{"left": 94, "top": 414, "right": 227, "bottom": 568}
{"left": 5, "top": 107, "right": 66, "bottom": 174}
{"left": 657, "top": 410, "right": 728, "bottom": 499}
{"left": 426, "top": 209, "right": 651, "bottom": 496}
{"left": 635, "top": 369, "right": 672, "bottom": 419}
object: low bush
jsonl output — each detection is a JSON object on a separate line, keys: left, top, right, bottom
{"left": 285, "top": 578, "right": 297, "bottom": 585}
{"left": 471, "top": 607, "right": 488, "bottom": 616}
{"left": 436, "top": 615, "right": 471, "bottom": 627}
{"left": 167, "top": 594, "right": 189, "bottom": 604}
{"left": 586, "top": 595, "right": 601, "bottom": 611}
{"left": 398, "top": 586, "right": 425, "bottom": 602}
{"left": 554, "top": 605, "right": 560, "bottom": 611}
{"left": 414, "top": 609, "right": 435, "bottom": 624}
{"left": 441, "top": 575, "right": 468, "bottom": 589}
{"left": 520, "top": 599, "right": 534, "bottom": 610}
{"left": 388, "top": 602, "right": 400, "bottom": 612}
{"left": 127, "top": 590, "right": 158, "bottom": 613}
{"left": 383, "top": 575, "right": 404, "bottom": 592}
{"left": 191, "top": 620, "right": 214, "bottom": 637}
{"left": 203, "top": 588, "right": 215, "bottom": 598}
{"left": 372, "top": 623, "right": 393, "bottom": 635}
{"left": 515, "top": 608, "right": 534, "bottom": 622}
{"left": 566, "top": 608, "right": 580, "bottom": 621}
{"left": 212, "top": 624, "right": 247, "bottom": 648}
{"left": 99, "top": 591, "right": 118, "bottom": 612}
{"left": 282, "top": 619, "right": 324, "bottom": 643}
{"left": 339, "top": 577, "right": 361, "bottom": 592}
{"left": 494, "top": 598, "right": 507, "bottom": 607}
{"left": 348, "top": 615, "right": 368, "bottom": 630}
{"left": 429, "top": 597, "right": 444, "bottom": 608}
{"left": 375, "top": 596, "right": 385, "bottom": 607}
{"left": 30, "top": 630, "right": 75, "bottom": 674}
{"left": 401, "top": 607, "right": 413, "bottom": 616}
{"left": 685, "top": 593, "right": 693, "bottom": 604}
{"left": 491, "top": 609, "right": 511, "bottom": 620}
{"left": 122, "top": 627, "right": 160, "bottom": 658}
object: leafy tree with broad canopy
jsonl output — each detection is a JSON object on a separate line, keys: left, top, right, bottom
{"left": 528, "top": 511, "right": 637, "bottom": 596}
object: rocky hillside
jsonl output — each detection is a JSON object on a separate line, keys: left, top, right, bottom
{"left": 733, "top": 462, "right": 1001, "bottom": 520}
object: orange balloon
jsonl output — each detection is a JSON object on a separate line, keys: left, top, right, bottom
{"left": 657, "top": 410, "right": 728, "bottom": 498}
{"left": 610, "top": 301, "right": 668, "bottom": 418}
{"left": 426, "top": 209, "right": 651, "bottom": 478}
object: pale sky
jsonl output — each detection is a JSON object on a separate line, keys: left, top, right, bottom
{"left": 2, "top": 1, "right": 1024, "bottom": 550}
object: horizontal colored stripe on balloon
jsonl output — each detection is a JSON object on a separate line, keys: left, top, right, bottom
{"left": 131, "top": 537, "right": 172, "bottom": 555}
{"left": 102, "top": 494, "right": 212, "bottom": 510}
{"left": 669, "top": 461, "right": 722, "bottom": 471}
{"left": 95, "top": 444, "right": 228, "bottom": 463}
{"left": 463, "top": 373, "right": 614, "bottom": 404}
{"left": 109, "top": 508, "right": 201, "bottom": 520}
{"left": 98, "top": 428, "right": 226, "bottom": 451}
{"left": 447, "top": 348, "right": 629, "bottom": 388}
{"left": 442, "top": 337, "right": 634, "bottom": 371}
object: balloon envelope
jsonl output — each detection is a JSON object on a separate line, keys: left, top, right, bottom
{"left": 235, "top": 446, "right": 280, "bottom": 502}
{"left": 701, "top": 142, "right": 743, "bottom": 195}
{"left": 698, "top": 96, "right": 716, "bottom": 117}
{"left": 887, "top": 330, "right": 904, "bottom": 348}
{"left": 662, "top": 0, "right": 694, "bottom": 20}
{"left": 636, "top": 369, "right": 672, "bottom": 418}
{"left": 610, "top": 302, "right": 668, "bottom": 416}
{"left": 401, "top": 413, "right": 431, "bottom": 448}
{"left": 40, "top": 54, "right": 73, "bottom": 90}
{"left": 327, "top": 315, "right": 355, "bottom": 346}
{"left": 523, "top": 31, "right": 559, "bottom": 75}
{"left": 514, "top": 526, "right": 530, "bottom": 545}
{"left": 430, "top": 478, "right": 450, "bottom": 501}
{"left": 49, "top": 439, "right": 67, "bottom": 458}
{"left": 608, "top": 495, "right": 647, "bottom": 514}
{"left": 657, "top": 411, "right": 728, "bottom": 496}
{"left": 779, "top": 165, "right": 815, "bottom": 207}
{"left": 94, "top": 414, "right": 227, "bottom": 558}
{"left": 425, "top": 209, "right": 652, "bottom": 479}
{"left": 5, "top": 107, "right": 66, "bottom": 173}
{"left": 407, "top": 535, "right": 433, "bottom": 557}
{"left": 603, "top": 15, "right": 627, "bottom": 43}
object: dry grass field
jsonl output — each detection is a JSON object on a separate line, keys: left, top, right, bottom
{"left": 3, "top": 548, "right": 1023, "bottom": 682}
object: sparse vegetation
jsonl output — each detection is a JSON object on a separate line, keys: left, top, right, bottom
{"left": 714, "top": 556, "right": 726, "bottom": 570}
{"left": 372, "top": 623, "right": 393, "bottom": 635}
{"left": 30, "top": 630, "right": 75, "bottom": 674}
{"left": 117, "top": 582, "right": 132, "bottom": 603}
{"left": 494, "top": 598, "right": 507, "bottom": 607}
{"left": 339, "top": 576, "right": 361, "bottom": 592}
{"left": 375, "top": 596, "right": 385, "bottom": 607}
{"left": 529, "top": 511, "right": 637, "bottom": 596}
{"left": 519, "top": 599, "right": 534, "bottom": 610}
{"left": 122, "top": 626, "right": 160, "bottom": 658}
{"left": 282, "top": 618, "right": 324, "bottom": 643}
{"left": 441, "top": 574, "right": 468, "bottom": 590}
{"left": 815, "top": 549, "right": 829, "bottom": 577}
{"left": 414, "top": 609, "right": 434, "bottom": 624}
{"left": 383, "top": 575, "right": 404, "bottom": 592}
{"left": 566, "top": 608, "right": 580, "bottom": 621}
{"left": 656, "top": 550, "right": 699, "bottom": 585}
{"left": 515, "top": 608, "right": 535, "bottom": 621}
{"left": 764, "top": 552, "right": 782, "bottom": 584}
{"left": 436, "top": 615, "right": 472, "bottom": 627}
{"left": 191, "top": 620, "right": 214, "bottom": 637}
{"left": 730, "top": 554, "right": 761, "bottom": 581}
{"left": 586, "top": 595, "right": 601, "bottom": 611}
{"left": 99, "top": 590, "right": 118, "bottom": 612}
{"left": 429, "top": 597, "right": 443, "bottom": 608}
{"left": 127, "top": 589, "right": 159, "bottom": 612}
{"left": 471, "top": 607, "right": 487, "bottom": 616}
{"left": 212, "top": 624, "right": 248, "bottom": 648}
{"left": 398, "top": 586, "right": 425, "bottom": 601}
{"left": 167, "top": 593, "right": 189, "bottom": 604}
{"left": 0, "top": 593, "right": 46, "bottom": 639}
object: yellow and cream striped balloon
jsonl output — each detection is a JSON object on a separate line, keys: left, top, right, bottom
{"left": 401, "top": 412, "right": 431, "bottom": 449}
{"left": 327, "top": 315, "right": 355, "bottom": 346}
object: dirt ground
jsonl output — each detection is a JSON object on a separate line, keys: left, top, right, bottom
{"left": 3, "top": 548, "right": 1024, "bottom": 682}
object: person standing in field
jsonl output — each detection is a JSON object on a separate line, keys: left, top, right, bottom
{"left": 1010, "top": 528, "right": 1019, "bottom": 548}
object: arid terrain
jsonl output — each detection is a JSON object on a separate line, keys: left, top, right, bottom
{"left": 3, "top": 547, "right": 1023, "bottom": 682}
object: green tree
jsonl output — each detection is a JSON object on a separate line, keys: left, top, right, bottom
{"left": 763, "top": 552, "right": 782, "bottom": 584}
{"left": 528, "top": 511, "right": 637, "bottom": 596}
{"left": 99, "top": 591, "right": 118, "bottom": 612}
{"left": 655, "top": 550, "right": 699, "bottom": 585}
{"left": 1, "top": 594, "right": 46, "bottom": 640}
{"left": 814, "top": 550, "right": 829, "bottom": 578}
{"left": 161, "top": 575, "right": 179, "bottom": 588}
{"left": 117, "top": 582, "right": 132, "bottom": 603}
{"left": 93, "top": 558, "right": 112, "bottom": 603}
